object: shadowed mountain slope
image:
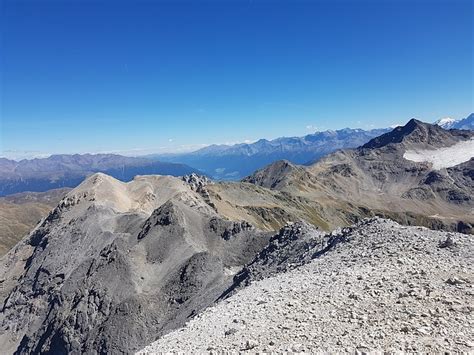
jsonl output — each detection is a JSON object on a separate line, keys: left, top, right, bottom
{"left": 140, "top": 218, "right": 474, "bottom": 353}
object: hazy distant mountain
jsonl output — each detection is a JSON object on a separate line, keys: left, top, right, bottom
{"left": 434, "top": 113, "right": 474, "bottom": 130}
{"left": 0, "top": 154, "right": 201, "bottom": 196}
{"left": 155, "top": 128, "right": 390, "bottom": 180}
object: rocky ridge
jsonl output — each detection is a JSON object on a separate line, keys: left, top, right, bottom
{"left": 155, "top": 127, "right": 390, "bottom": 180}
{"left": 245, "top": 119, "right": 474, "bottom": 233}
{"left": 0, "top": 173, "right": 273, "bottom": 354}
{"left": 139, "top": 218, "right": 474, "bottom": 353}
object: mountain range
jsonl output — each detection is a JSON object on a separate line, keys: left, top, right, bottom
{"left": 2, "top": 116, "right": 472, "bottom": 197}
{"left": 244, "top": 119, "right": 474, "bottom": 232}
{"left": 434, "top": 113, "right": 474, "bottom": 130}
{"left": 154, "top": 127, "right": 390, "bottom": 179}
{"left": 0, "top": 154, "right": 200, "bottom": 197}
{"left": 0, "top": 118, "right": 473, "bottom": 354}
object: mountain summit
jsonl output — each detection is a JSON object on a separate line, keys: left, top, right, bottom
{"left": 362, "top": 118, "right": 471, "bottom": 149}
{"left": 246, "top": 119, "right": 474, "bottom": 233}
{"left": 435, "top": 113, "right": 474, "bottom": 130}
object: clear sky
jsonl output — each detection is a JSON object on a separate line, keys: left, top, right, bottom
{"left": 1, "top": 0, "right": 473, "bottom": 159}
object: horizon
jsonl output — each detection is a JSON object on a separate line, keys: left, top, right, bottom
{"left": 1, "top": 114, "right": 471, "bottom": 161}
{"left": 2, "top": 0, "right": 473, "bottom": 159}
{"left": 1, "top": 114, "right": 472, "bottom": 160}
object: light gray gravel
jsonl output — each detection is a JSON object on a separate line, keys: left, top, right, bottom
{"left": 139, "top": 218, "right": 474, "bottom": 353}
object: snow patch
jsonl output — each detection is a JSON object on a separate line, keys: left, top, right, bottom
{"left": 403, "top": 139, "right": 474, "bottom": 169}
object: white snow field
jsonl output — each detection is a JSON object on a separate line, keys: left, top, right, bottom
{"left": 403, "top": 139, "right": 474, "bottom": 169}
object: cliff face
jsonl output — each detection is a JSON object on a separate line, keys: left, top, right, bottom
{"left": 0, "top": 174, "right": 272, "bottom": 354}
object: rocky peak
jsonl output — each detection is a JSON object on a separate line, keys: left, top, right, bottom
{"left": 182, "top": 173, "right": 211, "bottom": 191}
{"left": 242, "top": 160, "right": 305, "bottom": 189}
{"left": 362, "top": 119, "right": 473, "bottom": 150}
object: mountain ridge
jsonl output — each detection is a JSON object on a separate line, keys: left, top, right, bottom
{"left": 434, "top": 113, "right": 474, "bottom": 130}
{"left": 362, "top": 118, "right": 472, "bottom": 149}
{"left": 245, "top": 119, "right": 474, "bottom": 233}
{"left": 154, "top": 127, "right": 390, "bottom": 179}
{"left": 0, "top": 153, "right": 202, "bottom": 197}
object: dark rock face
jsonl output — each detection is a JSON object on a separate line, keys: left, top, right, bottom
{"left": 0, "top": 187, "right": 271, "bottom": 354}
{"left": 220, "top": 221, "right": 347, "bottom": 299}
{"left": 362, "top": 119, "right": 473, "bottom": 150}
{"left": 208, "top": 218, "right": 254, "bottom": 241}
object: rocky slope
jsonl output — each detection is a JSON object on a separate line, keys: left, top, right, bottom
{"left": 0, "top": 153, "right": 201, "bottom": 196}
{"left": 139, "top": 218, "right": 474, "bottom": 353}
{"left": 0, "top": 188, "right": 70, "bottom": 256}
{"left": 244, "top": 119, "right": 474, "bottom": 233}
{"left": 0, "top": 173, "right": 276, "bottom": 354}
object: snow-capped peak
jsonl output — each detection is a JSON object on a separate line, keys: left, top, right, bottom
{"left": 434, "top": 117, "right": 457, "bottom": 129}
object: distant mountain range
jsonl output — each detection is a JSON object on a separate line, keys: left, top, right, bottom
{"left": 0, "top": 154, "right": 201, "bottom": 196}
{"left": 154, "top": 127, "right": 390, "bottom": 179}
{"left": 2, "top": 115, "right": 472, "bottom": 196}
{"left": 434, "top": 113, "right": 474, "bottom": 130}
{"left": 1, "top": 118, "right": 473, "bottom": 354}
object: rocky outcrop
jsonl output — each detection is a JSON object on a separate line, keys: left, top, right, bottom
{"left": 220, "top": 222, "right": 327, "bottom": 298}
{"left": 139, "top": 218, "right": 474, "bottom": 353}
{"left": 182, "top": 173, "right": 216, "bottom": 211}
{"left": 0, "top": 174, "right": 272, "bottom": 354}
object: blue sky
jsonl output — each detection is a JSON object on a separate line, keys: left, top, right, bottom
{"left": 1, "top": 0, "right": 473, "bottom": 159}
